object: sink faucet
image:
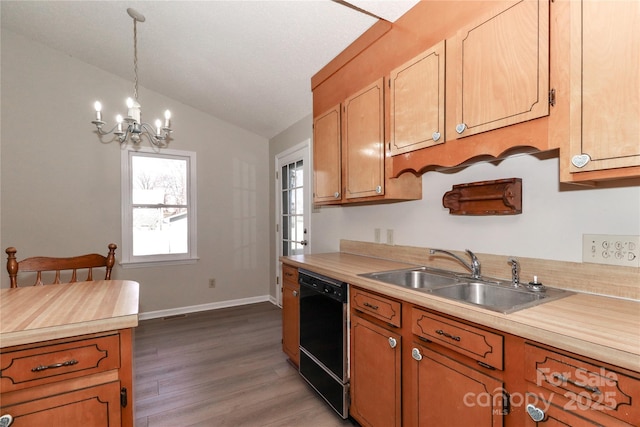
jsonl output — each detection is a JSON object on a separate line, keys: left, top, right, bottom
{"left": 507, "top": 257, "right": 520, "bottom": 287}
{"left": 429, "top": 248, "right": 481, "bottom": 279}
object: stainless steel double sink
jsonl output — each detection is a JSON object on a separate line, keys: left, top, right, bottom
{"left": 358, "top": 267, "right": 572, "bottom": 314}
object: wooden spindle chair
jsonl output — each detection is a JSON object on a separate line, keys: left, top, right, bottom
{"left": 5, "top": 244, "right": 117, "bottom": 288}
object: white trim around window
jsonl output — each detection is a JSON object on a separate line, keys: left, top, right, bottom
{"left": 120, "top": 147, "right": 198, "bottom": 267}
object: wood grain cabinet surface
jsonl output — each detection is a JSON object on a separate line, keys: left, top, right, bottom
{"left": 0, "top": 330, "right": 133, "bottom": 427}
{"left": 447, "top": 0, "right": 549, "bottom": 140}
{"left": 350, "top": 293, "right": 402, "bottom": 427}
{"left": 313, "top": 104, "right": 342, "bottom": 205}
{"left": 524, "top": 343, "right": 640, "bottom": 426}
{"left": 560, "top": 0, "right": 640, "bottom": 182}
{"left": 281, "top": 263, "right": 300, "bottom": 366}
{"left": 389, "top": 41, "right": 446, "bottom": 156}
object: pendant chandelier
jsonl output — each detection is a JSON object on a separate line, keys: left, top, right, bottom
{"left": 91, "top": 8, "right": 172, "bottom": 147}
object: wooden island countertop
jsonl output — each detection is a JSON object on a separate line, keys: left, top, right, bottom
{"left": 282, "top": 252, "right": 640, "bottom": 372}
{"left": 0, "top": 280, "right": 139, "bottom": 348}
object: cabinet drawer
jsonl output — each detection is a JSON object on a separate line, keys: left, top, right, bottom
{"left": 351, "top": 287, "right": 401, "bottom": 328}
{"left": 282, "top": 264, "right": 298, "bottom": 286}
{"left": 0, "top": 334, "right": 120, "bottom": 392}
{"left": 525, "top": 344, "right": 640, "bottom": 425}
{"left": 412, "top": 308, "right": 503, "bottom": 370}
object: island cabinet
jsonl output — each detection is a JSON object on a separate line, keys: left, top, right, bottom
{"left": 312, "top": 79, "right": 422, "bottom": 206}
{"left": 281, "top": 263, "right": 300, "bottom": 366}
{"left": 0, "top": 330, "right": 133, "bottom": 427}
{"left": 0, "top": 280, "right": 138, "bottom": 427}
{"left": 523, "top": 343, "right": 640, "bottom": 426}
{"left": 557, "top": 0, "right": 640, "bottom": 183}
{"left": 349, "top": 287, "right": 402, "bottom": 427}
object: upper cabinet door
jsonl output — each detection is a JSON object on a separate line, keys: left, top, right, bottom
{"left": 343, "top": 78, "right": 385, "bottom": 200}
{"left": 389, "top": 40, "right": 446, "bottom": 156}
{"left": 313, "top": 104, "right": 342, "bottom": 205}
{"left": 567, "top": 0, "right": 640, "bottom": 176}
{"left": 449, "top": 0, "right": 550, "bottom": 139}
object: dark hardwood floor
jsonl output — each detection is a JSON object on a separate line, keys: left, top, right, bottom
{"left": 134, "top": 302, "right": 356, "bottom": 426}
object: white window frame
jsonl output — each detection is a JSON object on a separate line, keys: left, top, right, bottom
{"left": 120, "top": 147, "right": 198, "bottom": 267}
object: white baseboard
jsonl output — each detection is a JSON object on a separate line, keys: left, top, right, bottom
{"left": 139, "top": 295, "right": 278, "bottom": 320}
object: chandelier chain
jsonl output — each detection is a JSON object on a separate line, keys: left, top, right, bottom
{"left": 133, "top": 17, "right": 139, "bottom": 101}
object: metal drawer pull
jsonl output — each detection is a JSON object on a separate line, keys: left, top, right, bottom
{"left": 436, "top": 329, "right": 461, "bottom": 341}
{"left": 526, "top": 404, "right": 545, "bottom": 422}
{"left": 388, "top": 337, "right": 397, "bottom": 348}
{"left": 292, "top": 290, "right": 298, "bottom": 297}
{"left": 31, "top": 359, "right": 79, "bottom": 372}
{"left": 411, "top": 348, "right": 423, "bottom": 361}
{"left": 552, "top": 373, "right": 602, "bottom": 395}
{"left": 363, "top": 302, "right": 379, "bottom": 310}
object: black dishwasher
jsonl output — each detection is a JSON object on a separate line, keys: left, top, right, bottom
{"left": 298, "top": 269, "right": 349, "bottom": 419}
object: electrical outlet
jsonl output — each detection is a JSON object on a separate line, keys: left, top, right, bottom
{"left": 374, "top": 228, "right": 381, "bottom": 243}
{"left": 208, "top": 278, "right": 216, "bottom": 288}
{"left": 582, "top": 234, "right": 640, "bottom": 267}
{"left": 387, "top": 229, "right": 394, "bottom": 245}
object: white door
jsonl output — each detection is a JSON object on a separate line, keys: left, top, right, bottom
{"left": 275, "top": 140, "right": 311, "bottom": 306}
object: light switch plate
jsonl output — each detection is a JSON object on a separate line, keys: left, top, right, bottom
{"left": 582, "top": 234, "right": 640, "bottom": 267}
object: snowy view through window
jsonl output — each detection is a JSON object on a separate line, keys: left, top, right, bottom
{"left": 131, "top": 155, "right": 188, "bottom": 256}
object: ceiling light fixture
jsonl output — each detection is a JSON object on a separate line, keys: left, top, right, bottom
{"left": 91, "top": 8, "right": 172, "bottom": 147}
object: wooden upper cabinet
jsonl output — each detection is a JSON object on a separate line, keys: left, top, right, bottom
{"left": 343, "top": 78, "right": 385, "bottom": 200}
{"left": 448, "top": 0, "right": 549, "bottom": 139}
{"left": 562, "top": 0, "right": 640, "bottom": 181}
{"left": 389, "top": 41, "right": 446, "bottom": 156}
{"left": 313, "top": 104, "right": 342, "bottom": 205}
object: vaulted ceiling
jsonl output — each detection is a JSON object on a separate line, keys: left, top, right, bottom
{"left": 1, "top": 1, "right": 419, "bottom": 139}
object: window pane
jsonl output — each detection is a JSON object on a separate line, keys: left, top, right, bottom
{"left": 281, "top": 165, "right": 288, "bottom": 190}
{"left": 282, "top": 189, "right": 289, "bottom": 215}
{"left": 132, "top": 156, "right": 187, "bottom": 205}
{"left": 282, "top": 216, "right": 289, "bottom": 239}
{"left": 132, "top": 207, "right": 188, "bottom": 256}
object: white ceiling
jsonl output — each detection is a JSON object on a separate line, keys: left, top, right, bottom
{"left": 1, "top": 0, "right": 419, "bottom": 139}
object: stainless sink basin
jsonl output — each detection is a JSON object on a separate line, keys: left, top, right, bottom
{"left": 359, "top": 267, "right": 573, "bottom": 314}
{"left": 359, "top": 267, "right": 459, "bottom": 290}
{"left": 430, "top": 281, "right": 567, "bottom": 313}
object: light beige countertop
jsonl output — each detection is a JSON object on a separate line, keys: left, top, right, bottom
{"left": 0, "top": 280, "right": 139, "bottom": 348}
{"left": 282, "top": 252, "right": 640, "bottom": 372}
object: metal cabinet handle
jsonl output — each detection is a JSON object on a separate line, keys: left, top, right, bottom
{"left": 292, "top": 290, "right": 298, "bottom": 297}
{"left": 526, "top": 404, "right": 545, "bottom": 422}
{"left": 388, "top": 337, "right": 397, "bottom": 348}
{"left": 31, "top": 359, "right": 78, "bottom": 372}
{"left": 0, "top": 414, "right": 14, "bottom": 427}
{"left": 552, "top": 373, "right": 601, "bottom": 395}
{"left": 363, "top": 302, "right": 379, "bottom": 310}
{"left": 436, "top": 329, "right": 461, "bottom": 341}
{"left": 375, "top": 185, "right": 382, "bottom": 194}
{"left": 334, "top": 192, "right": 340, "bottom": 198}
{"left": 411, "top": 348, "right": 423, "bottom": 361}
{"left": 455, "top": 123, "right": 467, "bottom": 134}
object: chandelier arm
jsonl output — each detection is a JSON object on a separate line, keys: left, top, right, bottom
{"left": 93, "top": 123, "right": 121, "bottom": 136}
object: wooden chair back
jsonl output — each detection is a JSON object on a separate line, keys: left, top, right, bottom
{"left": 5, "top": 244, "right": 117, "bottom": 288}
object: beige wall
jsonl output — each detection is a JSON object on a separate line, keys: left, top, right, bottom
{"left": 1, "top": 30, "right": 271, "bottom": 314}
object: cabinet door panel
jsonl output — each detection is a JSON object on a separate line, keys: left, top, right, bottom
{"left": 451, "top": 0, "right": 549, "bottom": 139}
{"left": 343, "top": 78, "right": 385, "bottom": 199}
{"left": 568, "top": 0, "right": 640, "bottom": 173}
{"left": 282, "top": 270, "right": 300, "bottom": 366}
{"left": 390, "top": 41, "right": 446, "bottom": 155}
{"left": 313, "top": 105, "right": 342, "bottom": 204}
{"left": 350, "top": 315, "right": 401, "bottom": 427}
{"left": 412, "top": 343, "right": 504, "bottom": 427}
{"left": 2, "top": 381, "right": 121, "bottom": 427}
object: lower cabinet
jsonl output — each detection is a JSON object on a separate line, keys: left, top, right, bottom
{"left": 281, "top": 263, "right": 300, "bottom": 366}
{"left": 0, "top": 330, "right": 134, "bottom": 427}
{"left": 350, "top": 315, "right": 402, "bottom": 427}
{"left": 345, "top": 286, "right": 640, "bottom": 426}
{"left": 410, "top": 343, "right": 505, "bottom": 427}
{"left": 1, "top": 382, "right": 121, "bottom": 426}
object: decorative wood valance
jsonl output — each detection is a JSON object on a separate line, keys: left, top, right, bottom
{"left": 443, "top": 178, "right": 522, "bottom": 215}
